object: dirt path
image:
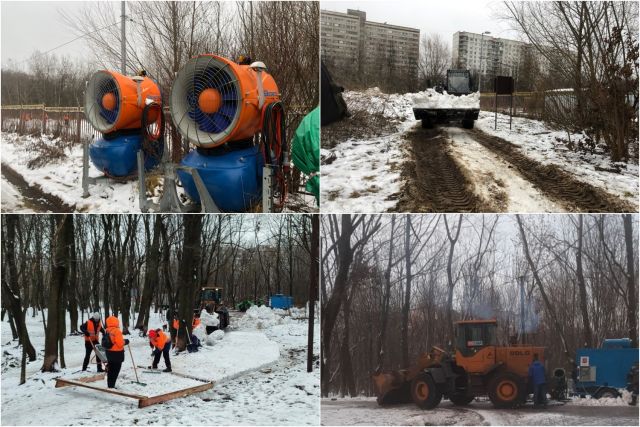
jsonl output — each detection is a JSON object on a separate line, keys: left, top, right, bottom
{"left": 1, "top": 163, "right": 73, "bottom": 213}
{"left": 394, "top": 126, "right": 493, "bottom": 213}
{"left": 469, "top": 129, "right": 636, "bottom": 213}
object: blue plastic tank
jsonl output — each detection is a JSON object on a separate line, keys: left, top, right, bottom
{"left": 178, "top": 145, "right": 263, "bottom": 212}
{"left": 89, "top": 134, "right": 162, "bottom": 177}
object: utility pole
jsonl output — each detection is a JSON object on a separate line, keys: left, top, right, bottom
{"left": 518, "top": 275, "right": 526, "bottom": 344}
{"left": 121, "top": 1, "right": 126, "bottom": 75}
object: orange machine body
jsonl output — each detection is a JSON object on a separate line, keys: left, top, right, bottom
{"left": 88, "top": 70, "right": 161, "bottom": 134}
{"left": 455, "top": 345, "right": 545, "bottom": 378}
{"left": 170, "top": 54, "right": 280, "bottom": 148}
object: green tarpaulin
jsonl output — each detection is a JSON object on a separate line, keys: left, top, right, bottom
{"left": 291, "top": 106, "right": 319, "bottom": 204}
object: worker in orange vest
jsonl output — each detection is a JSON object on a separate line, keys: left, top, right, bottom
{"left": 103, "top": 316, "right": 129, "bottom": 389}
{"left": 80, "top": 312, "right": 105, "bottom": 372}
{"left": 192, "top": 311, "right": 201, "bottom": 329}
{"left": 147, "top": 329, "right": 172, "bottom": 372}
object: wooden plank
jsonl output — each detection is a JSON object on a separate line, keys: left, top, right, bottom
{"left": 138, "top": 382, "right": 213, "bottom": 408}
{"left": 54, "top": 378, "right": 147, "bottom": 400}
{"left": 136, "top": 366, "right": 212, "bottom": 383}
{"left": 55, "top": 373, "right": 105, "bottom": 388}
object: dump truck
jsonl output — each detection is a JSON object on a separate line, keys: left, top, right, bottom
{"left": 373, "top": 319, "right": 545, "bottom": 409}
{"left": 575, "top": 338, "right": 639, "bottom": 400}
{"left": 198, "top": 286, "right": 229, "bottom": 330}
{"left": 412, "top": 69, "right": 480, "bottom": 130}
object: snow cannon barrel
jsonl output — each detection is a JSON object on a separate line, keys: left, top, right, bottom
{"left": 170, "top": 55, "right": 281, "bottom": 211}
{"left": 84, "top": 70, "right": 164, "bottom": 177}
{"left": 170, "top": 54, "right": 280, "bottom": 148}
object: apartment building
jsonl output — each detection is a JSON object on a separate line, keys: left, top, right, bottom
{"left": 321, "top": 9, "right": 420, "bottom": 81}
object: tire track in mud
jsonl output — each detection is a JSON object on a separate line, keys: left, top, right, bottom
{"left": 469, "top": 130, "right": 636, "bottom": 213}
{"left": 1, "top": 163, "right": 73, "bottom": 212}
{"left": 394, "top": 127, "right": 494, "bottom": 213}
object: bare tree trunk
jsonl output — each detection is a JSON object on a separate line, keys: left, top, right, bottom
{"left": 401, "top": 215, "right": 412, "bottom": 368}
{"left": 42, "top": 215, "right": 72, "bottom": 372}
{"left": 136, "top": 216, "right": 162, "bottom": 332}
{"left": 307, "top": 214, "right": 318, "bottom": 373}
{"left": 176, "top": 215, "right": 203, "bottom": 351}
{"left": 445, "top": 215, "right": 463, "bottom": 341}
{"left": 575, "top": 216, "right": 593, "bottom": 347}
{"left": 375, "top": 216, "right": 396, "bottom": 374}
{"left": 623, "top": 214, "right": 638, "bottom": 348}
{"left": 66, "top": 214, "right": 79, "bottom": 333}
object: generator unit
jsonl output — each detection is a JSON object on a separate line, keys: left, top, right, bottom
{"left": 575, "top": 338, "right": 639, "bottom": 398}
{"left": 83, "top": 70, "right": 164, "bottom": 178}
{"left": 269, "top": 294, "right": 294, "bottom": 310}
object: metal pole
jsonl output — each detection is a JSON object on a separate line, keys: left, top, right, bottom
{"left": 121, "top": 1, "right": 126, "bottom": 75}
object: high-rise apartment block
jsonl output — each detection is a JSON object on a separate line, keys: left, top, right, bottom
{"left": 321, "top": 9, "right": 420, "bottom": 79}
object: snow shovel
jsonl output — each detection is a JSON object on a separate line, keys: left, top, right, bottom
{"left": 183, "top": 322, "right": 199, "bottom": 353}
{"left": 127, "top": 343, "right": 147, "bottom": 386}
{"left": 90, "top": 340, "right": 108, "bottom": 367}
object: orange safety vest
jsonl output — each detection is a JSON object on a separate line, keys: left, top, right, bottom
{"left": 150, "top": 330, "right": 168, "bottom": 350}
{"left": 173, "top": 319, "right": 180, "bottom": 331}
{"left": 105, "top": 316, "right": 125, "bottom": 352}
{"left": 192, "top": 318, "right": 201, "bottom": 328}
{"left": 84, "top": 319, "right": 102, "bottom": 342}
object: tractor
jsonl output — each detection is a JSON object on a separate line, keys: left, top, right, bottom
{"left": 373, "top": 319, "right": 545, "bottom": 409}
{"left": 198, "top": 286, "right": 229, "bottom": 330}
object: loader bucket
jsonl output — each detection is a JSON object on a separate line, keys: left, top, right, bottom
{"left": 372, "top": 371, "right": 412, "bottom": 405}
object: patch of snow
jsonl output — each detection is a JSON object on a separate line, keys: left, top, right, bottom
{"left": 476, "top": 112, "right": 639, "bottom": 208}
{"left": 445, "top": 127, "right": 563, "bottom": 212}
{"left": 412, "top": 89, "right": 480, "bottom": 110}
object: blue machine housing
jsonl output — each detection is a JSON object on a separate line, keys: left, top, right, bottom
{"left": 576, "top": 338, "right": 639, "bottom": 390}
{"left": 270, "top": 294, "right": 294, "bottom": 310}
{"left": 89, "top": 134, "right": 162, "bottom": 177}
{"left": 178, "top": 144, "right": 263, "bottom": 212}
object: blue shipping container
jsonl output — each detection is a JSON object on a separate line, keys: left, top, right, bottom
{"left": 270, "top": 294, "right": 293, "bottom": 309}
{"left": 576, "top": 339, "right": 639, "bottom": 389}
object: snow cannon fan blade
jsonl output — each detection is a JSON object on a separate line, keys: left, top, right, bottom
{"left": 170, "top": 54, "right": 280, "bottom": 148}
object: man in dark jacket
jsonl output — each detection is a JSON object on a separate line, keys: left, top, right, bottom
{"left": 529, "top": 353, "right": 547, "bottom": 406}
{"left": 80, "top": 312, "right": 106, "bottom": 372}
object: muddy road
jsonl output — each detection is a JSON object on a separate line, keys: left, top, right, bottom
{"left": 394, "top": 125, "right": 635, "bottom": 213}
{"left": 1, "top": 164, "right": 73, "bottom": 213}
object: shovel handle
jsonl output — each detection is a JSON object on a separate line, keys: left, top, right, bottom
{"left": 127, "top": 344, "right": 140, "bottom": 383}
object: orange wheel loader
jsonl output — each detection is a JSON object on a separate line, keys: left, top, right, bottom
{"left": 372, "top": 319, "right": 545, "bottom": 409}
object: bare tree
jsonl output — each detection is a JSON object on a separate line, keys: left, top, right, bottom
{"left": 418, "top": 33, "right": 451, "bottom": 88}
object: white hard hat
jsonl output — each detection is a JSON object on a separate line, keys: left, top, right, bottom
{"left": 92, "top": 312, "right": 101, "bottom": 321}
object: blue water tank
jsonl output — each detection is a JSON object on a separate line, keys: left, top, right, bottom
{"left": 89, "top": 134, "right": 162, "bottom": 177}
{"left": 576, "top": 341, "right": 639, "bottom": 389}
{"left": 178, "top": 145, "right": 263, "bottom": 212}
{"left": 270, "top": 294, "right": 294, "bottom": 309}
{"left": 601, "top": 338, "right": 632, "bottom": 349}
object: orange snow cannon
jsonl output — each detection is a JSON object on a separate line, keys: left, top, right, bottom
{"left": 84, "top": 70, "right": 162, "bottom": 134}
{"left": 170, "top": 54, "right": 281, "bottom": 148}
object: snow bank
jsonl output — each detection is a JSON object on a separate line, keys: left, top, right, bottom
{"left": 199, "top": 309, "right": 219, "bottom": 327}
{"left": 412, "top": 89, "right": 480, "bottom": 109}
{"left": 568, "top": 390, "right": 635, "bottom": 406}
{"left": 343, "top": 87, "right": 415, "bottom": 123}
{"left": 237, "top": 305, "right": 290, "bottom": 330}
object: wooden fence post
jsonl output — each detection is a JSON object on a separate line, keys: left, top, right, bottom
{"left": 76, "top": 109, "right": 82, "bottom": 143}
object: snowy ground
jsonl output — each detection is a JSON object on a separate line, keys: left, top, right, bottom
{"left": 0, "top": 132, "right": 317, "bottom": 213}
{"left": 321, "top": 88, "right": 414, "bottom": 212}
{"left": 475, "top": 112, "right": 639, "bottom": 206}
{"left": 321, "top": 397, "right": 639, "bottom": 426}
{"left": 321, "top": 88, "right": 639, "bottom": 212}
{"left": 1, "top": 306, "right": 319, "bottom": 425}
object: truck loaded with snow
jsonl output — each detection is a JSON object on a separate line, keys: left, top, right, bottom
{"left": 412, "top": 69, "right": 480, "bottom": 129}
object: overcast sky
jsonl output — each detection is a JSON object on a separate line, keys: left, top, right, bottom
{"left": 321, "top": 0, "right": 521, "bottom": 45}
{"left": 1, "top": 1, "right": 93, "bottom": 68}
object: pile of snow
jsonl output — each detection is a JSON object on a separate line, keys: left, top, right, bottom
{"left": 343, "top": 87, "right": 415, "bottom": 123}
{"left": 412, "top": 89, "right": 480, "bottom": 109}
{"left": 568, "top": 390, "right": 635, "bottom": 406}
{"left": 199, "top": 309, "right": 220, "bottom": 327}
{"left": 237, "top": 305, "right": 291, "bottom": 330}
{"left": 205, "top": 329, "right": 225, "bottom": 346}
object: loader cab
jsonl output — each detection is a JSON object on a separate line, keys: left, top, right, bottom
{"left": 455, "top": 320, "right": 497, "bottom": 357}
{"left": 200, "top": 287, "right": 223, "bottom": 307}
{"left": 446, "top": 69, "right": 473, "bottom": 96}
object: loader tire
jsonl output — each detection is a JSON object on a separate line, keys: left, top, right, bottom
{"left": 410, "top": 373, "right": 442, "bottom": 409}
{"left": 594, "top": 387, "right": 620, "bottom": 399}
{"left": 488, "top": 372, "right": 525, "bottom": 408}
{"left": 449, "top": 394, "right": 475, "bottom": 405}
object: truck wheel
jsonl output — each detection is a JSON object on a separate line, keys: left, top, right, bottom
{"left": 488, "top": 372, "right": 525, "bottom": 408}
{"left": 411, "top": 373, "right": 442, "bottom": 409}
{"left": 421, "top": 118, "right": 434, "bottom": 129}
{"left": 449, "top": 394, "right": 475, "bottom": 405}
{"left": 462, "top": 119, "right": 475, "bottom": 129}
{"left": 594, "top": 387, "right": 620, "bottom": 399}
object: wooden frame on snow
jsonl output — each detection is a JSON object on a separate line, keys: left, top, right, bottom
{"left": 54, "top": 371, "right": 214, "bottom": 408}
